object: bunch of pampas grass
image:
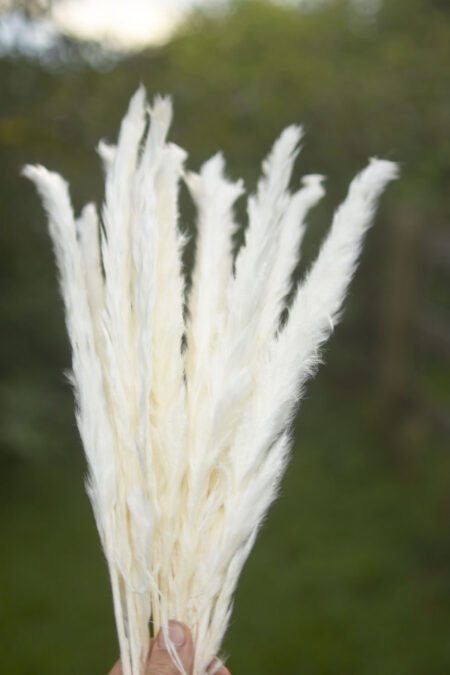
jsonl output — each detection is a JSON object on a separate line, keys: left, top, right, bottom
{"left": 24, "top": 87, "right": 398, "bottom": 675}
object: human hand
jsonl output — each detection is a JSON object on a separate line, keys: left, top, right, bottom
{"left": 108, "top": 621, "right": 230, "bottom": 675}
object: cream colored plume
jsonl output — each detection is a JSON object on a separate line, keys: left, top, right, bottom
{"left": 23, "top": 87, "right": 398, "bottom": 675}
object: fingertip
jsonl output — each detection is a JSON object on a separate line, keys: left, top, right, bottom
{"left": 148, "top": 621, "right": 194, "bottom": 674}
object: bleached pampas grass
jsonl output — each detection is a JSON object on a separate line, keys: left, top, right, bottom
{"left": 24, "top": 87, "right": 398, "bottom": 675}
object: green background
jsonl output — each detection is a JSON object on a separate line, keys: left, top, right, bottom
{"left": 1, "top": 1, "right": 449, "bottom": 672}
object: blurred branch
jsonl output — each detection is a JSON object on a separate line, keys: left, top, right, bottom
{"left": 377, "top": 207, "right": 421, "bottom": 411}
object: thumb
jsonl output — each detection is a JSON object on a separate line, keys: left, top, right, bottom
{"left": 147, "top": 621, "right": 194, "bottom": 675}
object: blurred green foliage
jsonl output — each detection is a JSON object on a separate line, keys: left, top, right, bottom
{"left": 0, "top": 0, "right": 449, "bottom": 672}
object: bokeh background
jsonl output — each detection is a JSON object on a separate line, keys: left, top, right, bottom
{"left": 1, "top": 0, "right": 449, "bottom": 673}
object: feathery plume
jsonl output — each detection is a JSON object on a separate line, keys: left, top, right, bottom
{"left": 24, "top": 89, "right": 397, "bottom": 675}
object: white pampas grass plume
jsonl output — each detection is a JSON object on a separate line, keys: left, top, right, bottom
{"left": 23, "top": 88, "right": 398, "bottom": 675}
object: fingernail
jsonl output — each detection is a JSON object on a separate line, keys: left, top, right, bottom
{"left": 158, "top": 621, "right": 186, "bottom": 649}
